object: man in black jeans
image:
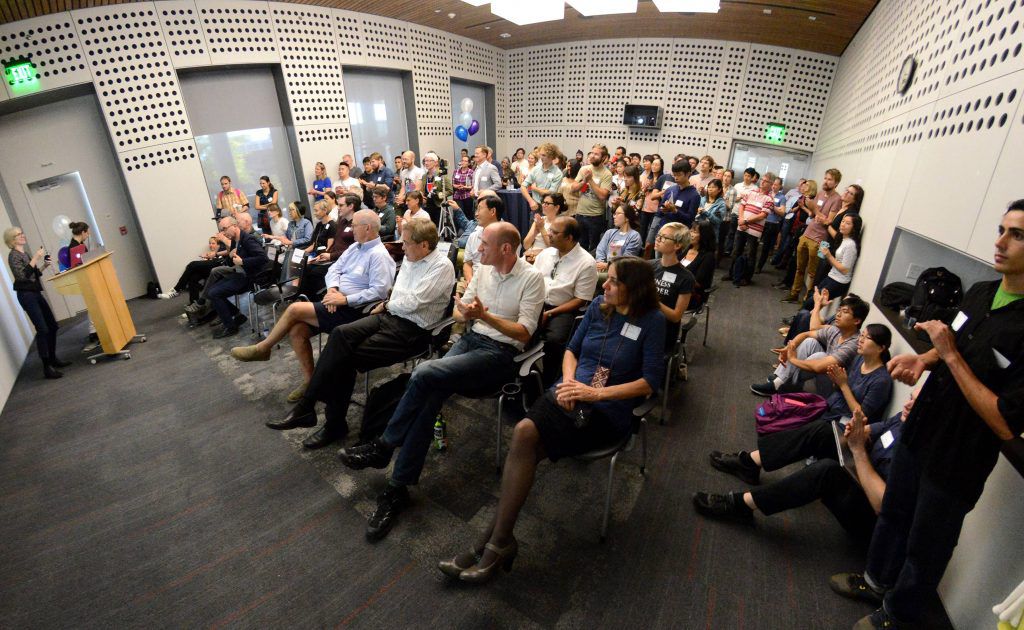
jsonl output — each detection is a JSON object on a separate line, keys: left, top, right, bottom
{"left": 831, "top": 201, "right": 1024, "bottom": 629}
{"left": 200, "top": 215, "right": 268, "bottom": 338}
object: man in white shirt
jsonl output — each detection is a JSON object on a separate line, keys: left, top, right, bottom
{"left": 268, "top": 217, "right": 456, "bottom": 449}
{"left": 531, "top": 215, "right": 597, "bottom": 383}
{"left": 471, "top": 144, "right": 502, "bottom": 198}
{"left": 338, "top": 221, "right": 545, "bottom": 541}
{"left": 397, "top": 150, "right": 425, "bottom": 207}
{"left": 334, "top": 161, "right": 362, "bottom": 200}
{"left": 462, "top": 194, "right": 503, "bottom": 288}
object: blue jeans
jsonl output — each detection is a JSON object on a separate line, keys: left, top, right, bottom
{"left": 382, "top": 330, "right": 517, "bottom": 486}
{"left": 17, "top": 290, "right": 59, "bottom": 361}
{"left": 864, "top": 443, "right": 980, "bottom": 622}
{"left": 205, "top": 267, "right": 250, "bottom": 328}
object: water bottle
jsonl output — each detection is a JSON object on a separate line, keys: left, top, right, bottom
{"left": 433, "top": 414, "right": 447, "bottom": 451}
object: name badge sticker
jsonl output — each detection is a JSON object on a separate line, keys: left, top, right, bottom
{"left": 817, "top": 199, "right": 824, "bottom": 207}
{"left": 993, "top": 348, "right": 1011, "bottom": 369}
{"left": 951, "top": 311, "right": 968, "bottom": 331}
{"left": 880, "top": 430, "right": 895, "bottom": 449}
{"left": 662, "top": 272, "right": 677, "bottom": 283}
{"left": 675, "top": 199, "right": 683, "bottom": 208}
{"left": 784, "top": 212, "right": 795, "bottom": 220}
{"left": 621, "top": 323, "right": 641, "bottom": 340}
{"left": 344, "top": 226, "right": 352, "bottom": 232}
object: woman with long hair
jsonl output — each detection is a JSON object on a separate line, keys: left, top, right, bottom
{"left": 697, "top": 178, "right": 727, "bottom": 242}
{"left": 5, "top": 227, "right": 70, "bottom": 378}
{"left": 438, "top": 256, "right": 664, "bottom": 582}
{"left": 640, "top": 157, "right": 666, "bottom": 246}
{"left": 254, "top": 175, "right": 278, "bottom": 233}
{"left": 682, "top": 220, "right": 717, "bottom": 311}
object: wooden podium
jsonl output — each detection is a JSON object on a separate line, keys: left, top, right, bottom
{"left": 47, "top": 251, "right": 146, "bottom": 363}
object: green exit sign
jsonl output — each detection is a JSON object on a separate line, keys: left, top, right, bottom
{"left": 765, "top": 123, "right": 786, "bottom": 144}
{"left": 4, "top": 58, "right": 39, "bottom": 93}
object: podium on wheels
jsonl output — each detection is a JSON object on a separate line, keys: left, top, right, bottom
{"left": 47, "top": 251, "right": 146, "bottom": 364}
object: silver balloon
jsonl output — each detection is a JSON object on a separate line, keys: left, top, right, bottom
{"left": 51, "top": 215, "right": 72, "bottom": 242}
{"left": 458, "top": 111, "right": 473, "bottom": 128}
{"left": 460, "top": 97, "right": 474, "bottom": 113}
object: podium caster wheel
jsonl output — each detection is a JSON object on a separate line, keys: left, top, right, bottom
{"left": 89, "top": 359, "right": 97, "bottom": 365}
{"left": 123, "top": 354, "right": 131, "bottom": 360}
{"left": 140, "top": 336, "right": 147, "bottom": 343}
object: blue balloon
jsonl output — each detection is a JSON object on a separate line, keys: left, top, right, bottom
{"left": 455, "top": 125, "right": 469, "bottom": 142}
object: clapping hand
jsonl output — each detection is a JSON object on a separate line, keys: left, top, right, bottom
{"left": 914, "top": 320, "right": 958, "bottom": 363}
{"left": 455, "top": 296, "right": 487, "bottom": 320}
{"left": 887, "top": 353, "right": 927, "bottom": 385}
{"left": 844, "top": 407, "right": 869, "bottom": 453}
{"left": 826, "top": 364, "right": 848, "bottom": 387}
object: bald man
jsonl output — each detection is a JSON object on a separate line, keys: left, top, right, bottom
{"left": 397, "top": 150, "right": 425, "bottom": 207}
{"left": 339, "top": 221, "right": 546, "bottom": 541}
{"left": 230, "top": 210, "right": 395, "bottom": 401}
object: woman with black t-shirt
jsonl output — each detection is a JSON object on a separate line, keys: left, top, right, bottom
{"left": 650, "top": 221, "right": 694, "bottom": 351}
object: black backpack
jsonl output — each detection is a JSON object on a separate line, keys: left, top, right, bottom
{"left": 879, "top": 281, "right": 915, "bottom": 311}
{"left": 906, "top": 267, "right": 963, "bottom": 325}
{"left": 358, "top": 373, "right": 411, "bottom": 444}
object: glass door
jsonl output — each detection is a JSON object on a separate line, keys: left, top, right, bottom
{"left": 728, "top": 142, "right": 811, "bottom": 190}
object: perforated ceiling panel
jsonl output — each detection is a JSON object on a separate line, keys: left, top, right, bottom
{"left": 713, "top": 44, "right": 748, "bottom": 136}
{"left": 199, "top": 1, "right": 279, "bottom": 65}
{"left": 73, "top": 4, "right": 192, "bottom": 150}
{"left": 495, "top": 50, "right": 508, "bottom": 143}
{"left": 451, "top": 37, "right": 499, "bottom": 84}
{"left": 409, "top": 26, "right": 451, "bottom": 122}
{"left": 157, "top": 0, "right": 210, "bottom": 69}
{"left": 0, "top": 13, "right": 91, "bottom": 99}
{"left": 271, "top": 3, "right": 347, "bottom": 125}
{"left": 937, "top": 0, "right": 1024, "bottom": 96}
{"left": 586, "top": 41, "right": 636, "bottom": 126}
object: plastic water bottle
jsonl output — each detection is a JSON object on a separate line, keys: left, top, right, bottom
{"left": 434, "top": 414, "right": 447, "bottom": 451}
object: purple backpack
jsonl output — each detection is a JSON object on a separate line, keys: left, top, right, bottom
{"left": 754, "top": 392, "right": 828, "bottom": 435}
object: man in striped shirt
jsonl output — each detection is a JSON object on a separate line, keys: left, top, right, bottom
{"left": 727, "top": 173, "right": 775, "bottom": 287}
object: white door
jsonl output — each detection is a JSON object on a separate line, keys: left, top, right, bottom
{"left": 729, "top": 143, "right": 811, "bottom": 190}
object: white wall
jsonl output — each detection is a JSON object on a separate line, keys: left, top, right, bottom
{"left": 0, "top": 196, "right": 33, "bottom": 413}
{"left": 810, "top": 0, "right": 1024, "bottom": 626}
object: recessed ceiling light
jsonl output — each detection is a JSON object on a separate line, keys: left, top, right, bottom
{"left": 461, "top": 0, "right": 490, "bottom": 6}
{"left": 499, "top": 32, "right": 511, "bottom": 38}
{"left": 448, "top": 12, "right": 457, "bottom": 18}
{"left": 491, "top": 0, "right": 564, "bottom": 25}
{"left": 762, "top": 8, "right": 772, "bottom": 14}
{"left": 484, "top": 25, "right": 491, "bottom": 29}
{"left": 434, "top": 8, "right": 441, "bottom": 12}
{"left": 566, "top": 0, "right": 638, "bottom": 16}
{"left": 651, "top": 0, "right": 720, "bottom": 13}
{"left": 808, "top": 15, "right": 817, "bottom": 20}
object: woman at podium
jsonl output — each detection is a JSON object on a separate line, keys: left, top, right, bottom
{"left": 4, "top": 227, "right": 71, "bottom": 379}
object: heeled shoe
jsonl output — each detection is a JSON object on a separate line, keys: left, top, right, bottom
{"left": 458, "top": 539, "right": 518, "bottom": 583}
{"left": 438, "top": 547, "right": 483, "bottom": 578}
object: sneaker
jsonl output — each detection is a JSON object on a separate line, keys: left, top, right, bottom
{"left": 366, "top": 485, "right": 410, "bottom": 541}
{"left": 286, "top": 382, "right": 307, "bottom": 404}
{"left": 338, "top": 438, "right": 394, "bottom": 470}
{"left": 692, "top": 491, "right": 754, "bottom": 523}
{"left": 750, "top": 379, "right": 778, "bottom": 397}
{"left": 829, "top": 573, "right": 884, "bottom": 605}
{"left": 854, "top": 608, "right": 905, "bottom": 629}
{"left": 157, "top": 289, "right": 179, "bottom": 299}
{"left": 781, "top": 294, "right": 801, "bottom": 304}
{"left": 709, "top": 451, "right": 760, "bottom": 485}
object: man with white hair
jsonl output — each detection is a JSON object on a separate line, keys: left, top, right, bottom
{"left": 342, "top": 154, "right": 361, "bottom": 179}
{"left": 230, "top": 209, "right": 395, "bottom": 401}
{"left": 397, "top": 150, "right": 425, "bottom": 208}
{"left": 421, "top": 151, "right": 453, "bottom": 227}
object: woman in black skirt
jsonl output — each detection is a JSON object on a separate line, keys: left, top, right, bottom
{"left": 5, "top": 227, "right": 70, "bottom": 378}
{"left": 438, "top": 256, "right": 666, "bottom": 583}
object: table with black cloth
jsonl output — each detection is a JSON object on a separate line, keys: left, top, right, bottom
{"left": 497, "top": 189, "right": 531, "bottom": 238}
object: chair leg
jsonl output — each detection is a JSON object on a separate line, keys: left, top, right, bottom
{"left": 640, "top": 419, "right": 647, "bottom": 476}
{"left": 365, "top": 371, "right": 370, "bottom": 398}
{"left": 600, "top": 452, "right": 619, "bottom": 542}
{"left": 703, "top": 304, "right": 711, "bottom": 347}
{"left": 496, "top": 395, "right": 504, "bottom": 474}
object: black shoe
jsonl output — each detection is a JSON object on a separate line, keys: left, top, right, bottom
{"left": 366, "top": 484, "right": 410, "bottom": 541}
{"left": 302, "top": 423, "right": 348, "bottom": 449}
{"left": 232, "top": 313, "right": 248, "bottom": 329}
{"left": 709, "top": 451, "right": 761, "bottom": 485}
{"left": 829, "top": 573, "right": 885, "bottom": 606}
{"left": 720, "top": 274, "right": 733, "bottom": 282}
{"left": 266, "top": 407, "right": 317, "bottom": 430}
{"left": 43, "top": 364, "right": 64, "bottom": 379}
{"left": 212, "top": 325, "right": 239, "bottom": 339}
{"left": 338, "top": 438, "right": 394, "bottom": 470}
{"left": 735, "top": 279, "right": 750, "bottom": 287}
{"left": 750, "top": 379, "right": 777, "bottom": 397}
{"left": 692, "top": 491, "right": 754, "bottom": 523}
{"left": 854, "top": 608, "right": 905, "bottom": 629}
{"left": 50, "top": 357, "right": 72, "bottom": 368}
{"left": 197, "top": 309, "right": 218, "bottom": 325}
{"left": 781, "top": 294, "right": 801, "bottom": 304}
{"left": 781, "top": 316, "right": 795, "bottom": 326}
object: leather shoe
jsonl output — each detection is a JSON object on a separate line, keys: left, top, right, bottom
{"left": 339, "top": 438, "right": 394, "bottom": 470}
{"left": 709, "top": 451, "right": 761, "bottom": 485}
{"left": 459, "top": 539, "right": 518, "bottom": 583}
{"left": 266, "top": 407, "right": 317, "bottom": 430}
{"left": 829, "top": 573, "right": 884, "bottom": 606}
{"left": 302, "top": 423, "right": 348, "bottom": 449}
{"left": 50, "top": 357, "right": 72, "bottom": 368}
{"left": 750, "top": 379, "right": 777, "bottom": 397}
{"left": 212, "top": 326, "right": 239, "bottom": 339}
{"left": 366, "top": 484, "right": 410, "bottom": 541}
{"left": 43, "top": 364, "right": 63, "bottom": 379}
{"left": 692, "top": 491, "right": 754, "bottom": 523}
{"left": 438, "top": 547, "right": 483, "bottom": 578}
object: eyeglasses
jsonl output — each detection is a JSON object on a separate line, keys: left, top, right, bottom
{"left": 541, "top": 201, "right": 555, "bottom": 206}
{"left": 654, "top": 234, "right": 677, "bottom": 242}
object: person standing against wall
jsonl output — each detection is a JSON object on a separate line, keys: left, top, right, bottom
{"left": 831, "top": 200, "right": 1024, "bottom": 629}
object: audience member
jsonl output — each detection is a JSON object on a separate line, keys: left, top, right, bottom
{"left": 648, "top": 160, "right": 699, "bottom": 253}
{"left": 360, "top": 152, "right": 396, "bottom": 205}
{"left": 532, "top": 216, "right": 598, "bottom": 384}
{"left": 755, "top": 175, "right": 786, "bottom": 272}
{"left": 278, "top": 202, "right": 313, "bottom": 250}
{"left": 397, "top": 191, "right": 431, "bottom": 237}
{"left": 337, "top": 222, "right": 545, "bottom": 541}
{"left": 521, "top": 143, "right": 564, "bottom": 213}
{"left": 725, "top": 172, "right": 775, "bottom": 287}
{"left": 595, "top": 204, "right": 644, "bottom": 271}
{"left": 718, "top": 168, "right": 738, "bottom": 258}
{"left": 571, "top": 144, "right": 613, "bottom": 252}
{"left": 523, "top": 193, "right": 567, "bottom": 259}
{"left": 396, "top": 151, "right": 425, "bottom": 208}
{"left": 462, "top": 194, "right": 504, "bottom": 287}
{"left": 471, "top": 145, "right": 502, "bottom": 198}
{"left": 263, "top": 218, "right": 456, "bottom": 448}
{"left": 613, "top": 165, "right": 644, "bottom": 213}
{"left": 696, "top": 177, "right": 727, "bottom": 239}
{"left": 333, "top": 161, "right": 361, "bottom": 198}
{"left": 813, "top": 184, "right": 864, "bottom": 286}
{"left": 651, "top": 222, "right": 695, "bottom": 351}
{"left": 254, "top": 176, "right": 278, "bottom": 233}
{"left": 751, "top": 294, "right": 867, "bottom": 396}
{"left": 215, "top": 175, "right": 249, "bottom": 219}
{"left": 421, "top": 152, "right": 452, "bottom": 226}
{"left": 771, "top": 178, "right": 815, "bottom": 275}
{"left": 784, "top": 168, "right": 842, "bottom": 303}
{"left": 438, "top": 256, "right": 664, "bottom": 581}
{"left": 452, "top": 154, "right": 475, "bottom": 221}
{"left": 162, "top": 235, "right": 229, "bottom": 303}
{"left": 308, "top": 162, "right": 332, "bottom": 202}
{"left": 689, "top": 155, "right": 715, "bottom": 196}
{"left": 641, "top": 157, "right": 667, "bottom": 249}
{"left": 371, "top": 187, "right": 397, "bottom": 241}
{"left": 306, "top": 199, "right": 337, "bottom": 257}
{"left": 229, "top": 210, "right": 395, "bottom": 400}
{"left": 681, "top": 220, "right": 716, "bottom": 311}
{"left": 299, "top": 194, "right": 359, "bottom": 298}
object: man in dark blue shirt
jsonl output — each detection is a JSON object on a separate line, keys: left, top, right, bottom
{"left": 360, "top": 152, "right": 395, "bottom": 205}
{"left": 203, "top": 214, "right": 268, "bottom": 338}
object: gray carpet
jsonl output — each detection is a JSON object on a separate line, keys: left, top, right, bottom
{"left": 0, "top": 269, "right": 953, "bottom": 629}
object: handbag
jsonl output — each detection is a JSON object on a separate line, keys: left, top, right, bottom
{"left": 754, "top": 392, "right": 828, "bottom": 435}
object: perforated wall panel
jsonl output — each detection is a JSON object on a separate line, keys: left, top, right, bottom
{"left": 664, "top": 40, "right": 723, "bottom": 133}
{"left": 157, "top": 0, "right": 211, "bottom": 69}
{"left": 334, "top": 10, "right": 365, "bottom": 64}
{"left": 587, "top": 40, "right": 636, "bottom": 126}
{"left": 360, "top": 16, "right": 411, "bottom": 70}
{"left": 271, "top": 3, "right": 347, "bottom": 125}
{"left": 451, "top": 36, "right": 500, "bottom": 85}
{"left": 199, "top": 0, "right": 280, "bottom": 66}
{"left": 73, "top": 4, "right": 192, "bottom": 151}
{"left": 565, "top": 43, "right": 589, "bottom": 127}
{"left": 409, "top": 26, "right": 451, "bottom": 122}
{"left": 0, "top": 14, "right": 91, "bottom": 99}
{"left": 526, "top": 45, "right": 568, "bottom": 126}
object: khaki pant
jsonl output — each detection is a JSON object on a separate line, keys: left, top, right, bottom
{"left": 789, "top": 235, "right": 820, "bottom": 299}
